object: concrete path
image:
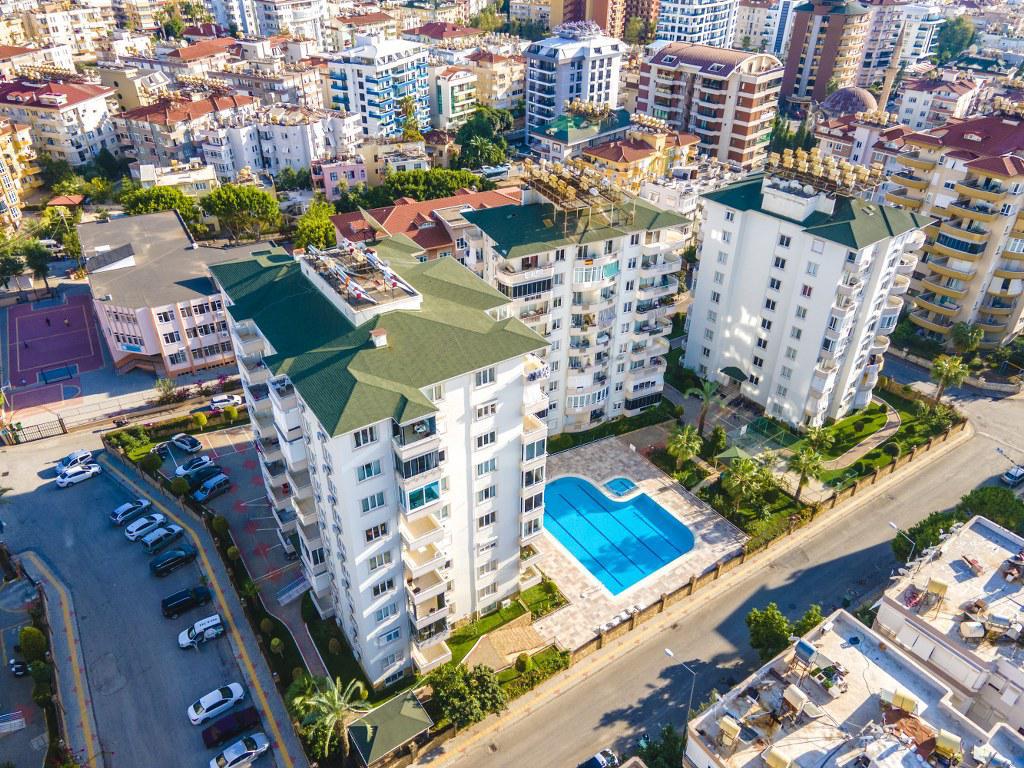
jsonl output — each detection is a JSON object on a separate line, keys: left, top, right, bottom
{"left": 821, "top": 398, "right": 902, "bottom": 471}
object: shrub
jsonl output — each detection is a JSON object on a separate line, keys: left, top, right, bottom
{"left": 223, "top": 405, "right": 239, "bottom": 422}
{"left": 292, "top": 667, "right": 306, "bottom": 682}
{"left": 515, "top": 653, "right": 532, "bottom": 673}
{"left": 227, "top": 545, "right": 241, "bottom": 561}
{"left": 260, "top": 618, "right": 274, "bottom": 635}
{"left": 19, "top": 626, "right": 47, "bottom": 663}
{"left": 270, "top": 637, "right": 283, "bottom": 656}
{"left": 32, "top": 680, "right": 52, "bottom": 706}
{"left": 192, "top": 412, "right": 208, "bottom": 431}
{"left": 328, "top": 638, "right": 342, "bottom": 655}
{"left": 883, "top": 442, "right": 901, "bottom": 458}
{"left": 169, "top": 477, "right": 190, "bottom": 496}
{"left": 138, "top": 452, "right": 162, "bottom": 472}
{"left": 211, "top": 515, "right": 230, "bottom": 537}
{"left": 28, "top": 660, "right": 52, "bottom": 685}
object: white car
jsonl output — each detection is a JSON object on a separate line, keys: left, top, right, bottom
{"left": 110, "top": 498, "right": 152, "bottom": 525}
{"left": 188, "top": 683, "right": 245, "bottom": 725}
{"left": 171, "top": 433, "right": 202, "bottom": 453}
{"left": 175, "top": 455, "right": 214, "bottom": 477}
{"left": 124, "top": 513, "right": 166, "bottom": 541}
{"left": 211, "top": 394, "right": 243, "bottom": 410}
{"left": 56, "top": 449, "right": 92, "bottom": 474}
{"left": 56, "top": 464, "right": 102, "bottom": 488}
{"left": 209, "top": 732, "right": 270, "bottom": 768}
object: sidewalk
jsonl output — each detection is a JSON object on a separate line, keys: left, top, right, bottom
{"left": 18, "top": 551, "right": 103, "bottom": 768}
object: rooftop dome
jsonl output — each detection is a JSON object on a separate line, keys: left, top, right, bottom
{"left": 820, "top": 86, "right": 878, "bottom": 118}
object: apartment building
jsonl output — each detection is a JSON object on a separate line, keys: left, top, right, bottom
{"left": 465, "top": 50, "right": 524, "bottom": 112}
{"left": 687, "top": 608, "right": 1024, "bottom": 768}
{"left": 465, "top": 169, "right": 689, "bottom": 434}
{"left": 510, "top": 0, "right": 551, "bottom": 26}
{"left": 655, "top": 0, "right": 739, "bottom": 47}
{"left": 0, "top": 44, "right": 75, "bottom": 79}
{"left": 545, "top": 0, "right": 627, "bottom": 39}
{"left": 212, "top": 60, "right": 325, "bottom": 109}
{"left": 0, "top": 13, "right": 26, "bottom": 48}
{"left": 20, "top": 3, "right": 109, "bottom": 56}
{"left": 133, "top": 159, "right": 221, "bottom": 197}
{"left": 205, "top": 0, "right": 258, "bottom": 36}
{"left": 530, "top": 107, "right": 634, "bottom": 163}
{"left": 624, "top": 0, "right": 661, "bottom": 34}
{"left": 428, "top": 66, "right": 476, "bottom": 131}
{"left": 884, "top": 111, "right": 1024, "bottom": 349}
{"left": 113, "top": 0, "right": 163, "bottom": 30}
{"left": 329, "top": 12, "right": 399, "bottom": 52}
{"left": 857, "top": 0, "right": 944, "bottom": 88}
{"left": 311, "top": 157, "right": 367, "bottom": 200}
{"left": 876, "top": 515, "right": 1024, "bottom": 734}
{"left": 814, "top": 111, "right": 911, "bottom": 194}
{"left": 254, "top": 0, "right": 328, "bottom": 48}
{"left": 0, "top": 118, "right": 37, "bottom": 233}
{"left": 895, "top": 73, "right": 981, "bottom": 132}
{"left": 354, "top": 140, "right": 431, "bottom": 185}
{"left": 115, "top": 93, "right": 258, "bottom": 167}
{"left": 328, "top": 36, "right": 431, "bottom": 140}
{"left": 580, "top": 123, "right": 700, "bottom": 194}
{"left": 93, "top": 64, "right": 171, "bottom": 111}
{"left": 733, "top": 0, "right": 797, "bottom": 56}
{"left": 524, "top": 22, "right": 623, "bottom": 136}
{"left": 684, "top": 160, "right": 928, "bottom": 427}
{"left": 78, "top": 211, "right": 248, "bottom": 375}
{"left": 211, "top": 237, "right": 548, "bottom": 686}
{"left": 781, "top": 0, "right": 870, "bottom": 108}
{"left": 636, "top": 43, "right": 783, "bottom": 171}
{"left": 0, "top": 79, "right": 117, "bottom": 167}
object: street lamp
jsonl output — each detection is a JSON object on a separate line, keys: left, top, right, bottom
{"left": 889, "top": 521, "right": 916, "bottom": 565}
{"left": 665, "top": 648, "right": 697, "bottom": 730}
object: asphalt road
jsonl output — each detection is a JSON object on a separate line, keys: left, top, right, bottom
{"left": 444, "top": 359, "right": 1024, "bottom": 768}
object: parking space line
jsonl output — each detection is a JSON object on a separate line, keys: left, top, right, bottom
{"left": 98, "top": 457, "right": 296, "bottom": 768}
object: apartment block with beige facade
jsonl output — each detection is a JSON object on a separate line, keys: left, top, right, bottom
{"left": 883, "top": 111, "right": 1024, "bottom": 349}
{"left": 896, "top": 72, "right": 981, "bottom": 133}
{"left": 465, "top": 50, "right": 524, "bottom": 112}
{"left": 0, "top": 118, "right": 38, "bottom": 233}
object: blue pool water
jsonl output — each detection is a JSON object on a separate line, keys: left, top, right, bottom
{"left": 604, "top": 477, "right": 637, "bottom": 496}
{"left": 544, "top": 476, "right": 695, "bottom": 595}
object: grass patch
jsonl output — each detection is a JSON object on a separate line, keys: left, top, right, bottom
{"left": 791, "top": 403, "right": 888, "bottom": 460}
{"left": 668, "top": 313, "right": 686, "bottom": 339}
{"left": 648, "top": 448, "right": 708, "bottom": 489}
{"left": 547, "top": 400, "right": 677, "bottom": 454}
{"left": 698, "top": 479, "right": 805, "bottom": 552}
{"left": 665, "top": 347, "right": 701, "bottom": 393}
{"left": 498, "top": 646, "right": 571, "bottom": 699}
{"left": 520, "top": 579, "right": 567, "bottom": 619}
{"left": 448, "top": 602, "right": 527, "bottom": 666}
{"left": 108, "top": 411, "right": 251, "bottom": 462}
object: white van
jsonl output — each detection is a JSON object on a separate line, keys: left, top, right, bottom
{"left": 178, "top": 614, "right": 225, "bottom": 649}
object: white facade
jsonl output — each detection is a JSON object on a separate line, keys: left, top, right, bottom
{"left": 523, "top": 22, "right": 624, "bottom": 135}
{"left": 733, "top": 0, "right": 796, "bottom": 55}
{"left": 858, "top": 2, "right": 944, "bottom": 87}
{"left": 428, "top": 66, "right": 477, "bottom": 131}
{"left": 656, "top": 0, "right": 739, "bottom": 47}
{"left": 205, "top": 0, "right": 258, "bottom": 35}
{"left": 684, "top": 175, "right": 925, "bottom": 427}
{"left": 254, "top": 0, "right": 328, "bottom": 48}
{"left": 21, "top": 7, "right": 109, "bottom": 55}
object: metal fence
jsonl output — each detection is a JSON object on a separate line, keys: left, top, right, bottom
{"left": 0, "top": 417, "right": 67, "bottom": 445}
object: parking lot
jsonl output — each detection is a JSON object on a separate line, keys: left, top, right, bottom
{"left": 0, "top": 432, "right": 303, "bottom": 768}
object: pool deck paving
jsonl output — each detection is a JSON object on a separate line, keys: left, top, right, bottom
{"left": 534, "top": 435, "right": 747, "bottom": 651}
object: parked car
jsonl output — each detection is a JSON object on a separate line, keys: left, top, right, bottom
{"left": 150, "top": 546, "right": 197, "bottom": 577}
{"left": 208, "top": 732, "right": 269, "bottom": 768}
{"left": 188, "top": 683, "right": 245, "bottom": 725}
{"left": 193, "top": 474, "right": 230, "bottom": 503}
{"left": 176, "top": 455, "right": 214, "bottom": 477}
{"left": 171, "top": 433, "right": 203, "bottom": 453}
{"left": 56, "top": 449, "right": 92, "bottom": 474}
{"left": 178, "top": 613, "right": 225, "bottom": 649}
{"left": 187, "top": 464, "right": 223, "bottom": 491}
{"left": 110, "top": 498, "right": 152, "bottom": 526}
{"left": 56, "top": 464, "right": 102, "bottom": 488}
{"left": 577, "top": 750, "right": 619, "bottom": 768}
{"left": 162, "top": 586, "right": 212, "bottom": 619}
{"left": 1001, "top": 465, "right": 1024, "bottom": 488}
{"left": 141, "top": 524, "right": 185, "bottom": 554}
{"left": 210, "top": 394, "right": 243, "bottom": 410}
{"left": 201, "top": 707, "right": 261, "bottom": 749}
{"left": 150, "top": 442, "right": 171, "bottom": 459}
{"left": 125, "top": 513, "right": 167, "bottom": 542}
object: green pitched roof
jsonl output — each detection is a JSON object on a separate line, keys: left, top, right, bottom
{"left": 464, "top": 198, "right": 689, "bottom": 260}
{"left": 531, "top": 108, "right": 632, "bottom": 144}
{"left": 702, "top": 175, "right": 933, "bottom": 249}
{"left": 211, "top": 240, "right": 545, "bottom": 437}
{"left": 348, "top": 692, "right": 433, "bottom": 766}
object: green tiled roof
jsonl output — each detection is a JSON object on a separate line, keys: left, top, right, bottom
{"left": 531, "top": 108, "right": 632, "bottom": 144}
{"left": 211, "top": 240, "right": 545, "bottom": 437}
{"left": 464, "top": 198, "right": 689, "bottom": 260}
{"left": 702, "top": 175, "right": 933, "bottom": 249}
{"left": 348, "top": 692, "right": 433, "bottom": 766}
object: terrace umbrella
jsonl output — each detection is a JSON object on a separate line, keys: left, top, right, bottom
{"left": 715, "top": 446, "right": 753, "bottom": 466}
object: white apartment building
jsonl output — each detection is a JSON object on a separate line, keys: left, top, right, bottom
{"left": 20, "top": 4, "right": 109, "bottom": 56}
{"left": 684, "top": 166, "right": 928, "bottom": 428}
{"left": 656, "top": 0, "right": 739, "bottom": 47}
{"left": 0, "top": 44, "right": 75, "bottom": 79}
{"left": 200, "top": 104, "right": 362, "bottom": 180}
{"left": 895, "top": 72, "right": 980, "bottom": 132}
{"left": 733, "top": 0, "right": 797, "bottom": 56}
{"left": 0, "top": 79, "right": 117, "bottom": 167}
{"left": 78, "top": 211, "right": 245, "bottom": 376}
{"left": 133, "top": 159, "right": 220, "bottom": 197}
{"left": 428, "top": 66, "right": 476, "bottom": 131}
{"left": 857, "top": 1, "right": 944, "bottom": 88}
{"left": 524, "top": 22, "right": 624, "bottom": 136}
{"left": 211, "top": 236, "right": 549, "bottom": 687}
{"left": 205, "top": 0, "right": 258, "bottom": 36}
{"left": 254, "top": 0, "right": 328, "bottom": 49}
{"left": 328, "top": 36, "right": 431, "bottom": 140}
{"left": 465, "top": 173, "right": 688, "bottom": 434}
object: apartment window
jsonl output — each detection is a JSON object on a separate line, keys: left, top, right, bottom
{"left": 776, "top": 385, "right": 788, "bottom": 397}
{"left": 707, "top": 310, "right": 717, "bottom": 323}
{"left": 790, "top": 327, "right": 802, "bottom": 340}
{"left": 811, "top": 239, "right": 824, "bottom": 254}
{"left": 555, "top": 248, "right": 565, "bottom": 261}
{"left": 710, "top": 291, "right": 721, "bottom": 304}
{"left": 357, "top": 460, "right": 381, "bottom": 482}
{"left": 368, "top": 551, "right": 392, "bottom": 572}
{"left": 795, "top": 306, "right": 807, "bottom": 320}
{"left": 773, "top": 257, "right": 786, "bottom": 270}
{"left": 752, "top": 356, "right": 764, "bottom": 368}
{"left": 785, "top": 346, "right": 797, "bottom": 360}
{"left": 713, "top": 271, "right": 725, "bottom": 285}
{"left": 702, "top": 346, "right": 711, "bottom": 358}
{"left": 764, "top": 299, "right": 776, "bottom": 312}
{"left": 629, "top": 233, "right": 640, "bottom": 245}
{"left": 476, "top": 458, "right": 497, "bottom": 477}
{"left": 760, "top": 319, "right": 772, "bottom": 331}
{"left": 801, "top": 284, "right": 813, "bottom": 298}
{"left": 778, "top": 235, "right": 791, "bottom": 248}
{"left": 475, "top": 431, "right": 496, "bottom": 449}
{"left": 407, "top": 480, "right": 442, "bottom": 510}
{"left": 769, "top": 278, "right": 781, "bottom": 291}
{"left": 478, "top": 559, "right": 498, "bottom": 576}
{"left": 365, "top": 522, "right": 388, "bottom": 542}
{"left": 717, "top": 251, "right": 728, "bottom": 264}
{"left": 523, "top": 466, "right": 544, "bottom": 487}
{"left": 371, "top": 577, "right": 395, "bottom": 597}
{"left": 354, "top": 426, "right": 378, "bottom": 448}
{"left": 722, "top": 231, "right": 731, "bottom": 244}
{"left": 475, "top": 402, "right": 497, "bottom": 419}
{"left": 162, "top": 331, "right": 180, "bottom": 344}
{"left": 426, "top": 384, "right": 444, "bottom": 401}
{"left": 523, "top": 438, "right": 546, "bottom": 461}
{"left": 748, "top": 374, "right": 761, "bottom": 385}
{"left": 379, "top": 628, "right": 401, "bottom": 646}
{"left": 523, "top": 491, "right": 543, "bottom": 514}
{"left": 725, "top": 210, "right": 735, "bottom": 222}
{"left": 780, "top": 366, "right": 793, "bottom": 380}
{"left": 476, "top": 485, "right": 497, "bottom": 503}
{"left": 806, "top": 261, "right": 820, "bottom": 276}
{"left": 478, "top": 583, "right": 498, "bottom": 599}
{"left": 474, "top": 367, "right": 495, "bottom": 387}
{"left": 477, "top": 511, "right": 497, "bottom": 528}
{"left": 704, "top": 328, "right": 714, "bottom": 341}
{"left": 361, "top": 492, "right": 385, "bottom": 514}
{"left": 756, "top": 337, "right": 768, "bottom": 350}
{"left": 156, "top": 310, "right": 174, "bottom": 323}
{"left": 522, "top": 518, "right": 541, "bottom": 538}
{"left": 374, "top": 603, "right": 397, "bottom": 622}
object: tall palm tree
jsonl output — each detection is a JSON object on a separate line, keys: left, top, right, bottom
{"left": 787, "top": 447, "right": 824, "bottom": 505}
{"left": 290, "top": 676, "right": 369, "bottom": 762}
{"left": 685, "top": 380, "right": 719, "bottom": 436}
{"left": 804, "top": 426, "right": 834, "bottom": 454}
{"left": 722, "top": 456, "right": 761, "bottom": 515}
{"left": 930, "top": 354, "right": 969, "bottom": 405}
{"left": 666, "top": 424, "right": 702, "bottom": 471}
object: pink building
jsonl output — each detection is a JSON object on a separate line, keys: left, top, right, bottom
{"left": 311, "top": 157, "right": 367, "bottom": 200}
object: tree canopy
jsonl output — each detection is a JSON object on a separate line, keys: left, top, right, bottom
{"left": 454, "top": 106, "right": 513, "bottom": 169}
{"left": 399, "top": 95, "right": 424, "bottom": 142}
{"left": 275, "top": 166, "right": 312, "bottom": 191}
{"left": 293, "top": 198, "right": 337, "bottom": 251}
{"left": 935, "top": 17, "right": 975, "bottom": 64}
{"left": 120, "top": 185, "right": 204, "bottom": 231}
{"left": 746, "top": 602, "right": 824, "bottom": 660}
{"left": 428, "top": 663, "right": 507, "bottom": 730}
{"left": 200, "top": 184, "right": 281, "bottom": 242}
{"left": 333, "top": 168, "right": 495, "bottom": 212}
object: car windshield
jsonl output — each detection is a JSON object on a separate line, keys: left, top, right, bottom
{"left": 242, "top": 736, "right": 257, "bottom": 751}
{"left": 187, "top": 624, "right": 199, "bottom": 640}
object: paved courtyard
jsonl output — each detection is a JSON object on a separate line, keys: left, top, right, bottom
{"left": 532, "top": 436, "right": 747, "bottom": 651}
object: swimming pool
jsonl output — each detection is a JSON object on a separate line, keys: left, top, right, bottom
{"left": 604, "top": 477, "right": 637, "bottom": 496}
{"left": 544, "top": 476, "right": 695, "bottom": 595}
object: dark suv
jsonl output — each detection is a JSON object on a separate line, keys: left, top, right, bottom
{"left": 149, "top": 546, "right": 197, "bottom": 577}
{"left": 201, "top": 706, "right": 261, "bottom": 748}
{"left": 161, "top": 586, "right": 212, "bottom": 618}
{"left": 187, "top": 464, "right": 223, "bottom": 491}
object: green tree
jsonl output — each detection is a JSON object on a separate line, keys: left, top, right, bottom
{"left": 722, "top": 456, "right": 762, "bottom": 515}
{"left": 686, "top": 380, "right": 719, "bottom": 437}
{"left": 793, "top": 604, "right": 825, "bottom": 637}
{"left": 192, "top": 412, "right": 208, "bottom": 431}
{"left": 429, "top": 663, "right": 507, "bottom": 730}
{"left": 455, "top": 106, "right": 513, "bottom": 146}
{"left": 19, "top": 241, "right": 52, "bottom": 291}
{"left": 120, "top": 186, "right": 203, "bottom": 231}
{"left": 804, "top": 426, "right": 835, "bottom": 454}
{"left": 457, "top": 136, "right": 507, "bottom": 170}
{"left": 951, "top": 321, "right": 983, "bottom": 357}
{"left": 935, "top": 16, "right": 975, "bottom": 63}
{"left": 333, "top": 169, "right": 494, "bottom": 212}
{"left": 275, "top": 166, "right": 312, "bottom": 191}
{"left": 19, "top": 625, "right": 47, "bottom": 663}
{"left": 62, "top": 228, "right": 82, "bottom": 261}
{"left": 289, "top": 676, "right": 370, "bottom": 762}
{"left": 470, "top": 5, "right": 502, "bottom": 32}
{"left": 138, "top": 453, "right": 162, "bottom": 473}
{"left": 270, "top": 637, "right": 283, "bottom": 656}
{"left": 666, "top": 424, "right": 702, "bottom": 471}
{"left": 707, "top": 425, "right": 728, "bottom": 457}
{"left": 399, "top": 95, "right": 424, "bottom": 142}
{"left": 787, "top": 447, "right": 823, "bottom": 505}
{"left": 746, "top": 602, "right": 791, "bottom": 661}
{"left": 223, "top": 405, "right": 239, "bottom": 422}
{"left": 623, "top": 16, "right": 646, "bottom": 44}
{"left": 154, "top": 377, "right": 177, "bottom": 404}
{"left": 930, "top": 354, "right": 969, "bottom": 405}
{"left": 200, "top": 184, "right": 281, "bottom": 242}
{"left": 293, "top": 198, "right": 337, "bottom": 251}
{"left": 0, "top": 253, "right": 24, "bottom": 290}
{"left": 38, "top": 154, "right": 76, "bottom": 187}
{"left": 638, "top": 724, "right": 685, "bottom": 768}
{"left": 169, "top": 477, "right": 190, "bottom": 496}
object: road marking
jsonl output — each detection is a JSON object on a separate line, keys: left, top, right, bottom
{"left": 98, "top": 457, "right": 296, "bottom": 768}
{"left": 20, "top": 552, "right": 99, "bottom": 768}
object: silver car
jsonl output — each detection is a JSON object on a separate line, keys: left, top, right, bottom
{"left": 209, "top": 732, "right": 269, "bottom": 768}
{"left": 124, "top": 513, "right": 166, "bottom": 542}
{"left": 110, "top": 499, "right": 152, "bottom": 525}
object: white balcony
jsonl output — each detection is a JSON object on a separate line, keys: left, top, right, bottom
{"left": 251, "top": 410, "right": 274, "bottom": 440}
{"left": 870, "top": 335, "right": 890, "bottom": 356}
{"left": 391, "top": 417, "right": 441, "bottom": 459}
{"left": 497, "top": 261, "right": 555, "bottom": 284}
{"left": 891, "top": 274, "right": 911, "bottom": 296}
{"left": 411, "top": 638, "right": 451, "bottom": 674}
{"left": 637, "top": 276, "right": 679, "bottom": 301}
{"left": 269, "top": 377, "right": 298, "bottom": 412}
{"left": 291, "top": 494, "right": 317, "bottom": 527}
{"left": 896, "top": 254, "right": 918, "bottom": 276}
{"left": 837, "top": 277, "right": 862, "bottom": 298}
{"left": 809, "top": 361, "right": 838, "bottom": 395}
{"left": 523, "top": 413, "right": 547, "bottom": 438}
{"left": 239, "top": 355, "right": 270, "bottom": 386}
{"left": 408, "top": 594, "right": 449, "bottom": 630}
{"left": 286, "top": 466, "right": 313, "bottom": 500}
{"left": 400, "top": 514, "right": 445, "bottom": 550}
{"left": 403, "top": 543, "right": 446, "bottom": 579}
{"left": 278, "top": 428, "right": 307, "bottom": 468}
{"left": 244, "top": 381, "right": 271, "bottom": 414}
{"left": 256, "top": 433, "right": 282, "bottom": 463}
{"left": 231, "top": 324, "right": 265, "bottom": 357}
{"left": 406, "top": 567, "right": 446, "bottom": 603}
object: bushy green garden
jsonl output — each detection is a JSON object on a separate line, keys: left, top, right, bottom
{"left": 547, "top": 400, "right": 678, "bottom": 453}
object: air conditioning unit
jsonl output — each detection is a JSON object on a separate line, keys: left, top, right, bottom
{"left": 500, "top": 599, "right": 512, "bottom": 609}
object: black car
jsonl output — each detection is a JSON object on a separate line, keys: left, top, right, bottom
{"left": 161, "top": 586, "right": 212, "bottom": 618}
{"left": 187, "top": 464, "right": 223, "bottom": 491}
{"left": 201, "top": 706, "right": 262, "bottom": 749}
{"left": 149, "top": 546, "right": 197, "bottom": 577}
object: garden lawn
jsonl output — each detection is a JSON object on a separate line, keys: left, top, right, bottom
{"left": 648, "top": 448, "right": 708, "bottom": 490}
{"left": 790, "top": 402, "right": 888, "bottom": 460}
{"left": 665, "top": 348, "right": 701, "bottom": 393}
{"left": 699, "top": 480, "right": 803, "bottom": 552}
{"left": 448, "top": 602, "right": 527, "bottom": 666}
{"left": 520, "top": 580, "right": 567, "bottom": 618}
{"left": 668, "top": 313, "right": 686, "bottom": 340}
{"left": 109, "top": 412, "right": 251, "bottom": 462}
{"left": 301, "top": 593, "right": 389, "bottom": 700}
{"left": 547, "top": 400, "right": 677, "bottom": 453}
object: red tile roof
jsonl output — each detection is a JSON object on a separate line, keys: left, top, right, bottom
{"left": 0, "top": 45, "right": 35, "bottom": 61}
{"left": 336, "top": 12, "right": 394, "bottom": 25}
{"left": 406, "top": 22, "right": 481, "bottom": 39}
{"left": 903, "top": 77, "right": 978, "bottom": 96}
{"left": 47, "top": 194, "right": 85, "bottom": 207}
{"left": 466, "top": 50, "right": 510, "bottom": 64}
{"left": 119, "top": 94, "right": 255, "bottom": 125}
{"left": 167, "top": 37, "right": 237, "bottom": 62}
{"left": 646, "top": 42, "right": 768, "bottom": 77}
{"left": 0, "top": 80, "right": 113, "bottom": 109}
{"left": 906, "top": 113, "right": 1024, "bottom": 157}
{"left": 965, "top": 154, "right": 1024, "bottom": 177}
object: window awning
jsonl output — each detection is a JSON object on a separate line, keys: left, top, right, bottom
{"left": 720, "top": 366, "right": 746, "bottom": 382}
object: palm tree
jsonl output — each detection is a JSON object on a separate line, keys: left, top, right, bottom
{"left": 804, "top": 426, "right": 834, "bottom": 454}
{"left": 665, "top": 424, "right": 702, "bottom": 471}
{"left": 930, "top": 354, "right": 969, "bottom": 405}
{"left": 950, "top": 322, "right": 983, "bottom": 357}
{"left": 685, "top": 380, "right": 719, "bottom": 436}
{"left": 290, "top": 676, "right": 370, "bottom": 762}
{"left": 787, "top": 447, "right": 824, "bottom": 505}
{"left": 722, "top": 456, "right": 761, "bottom": 515}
